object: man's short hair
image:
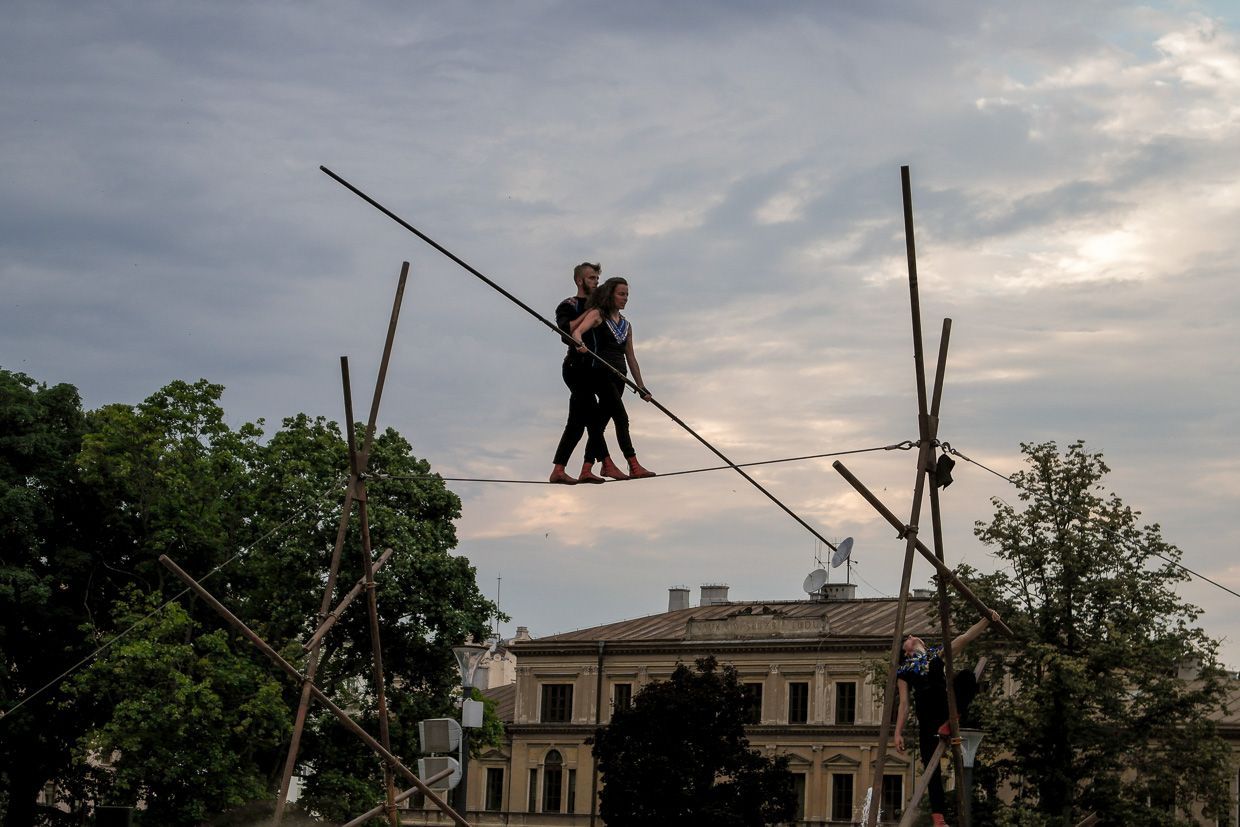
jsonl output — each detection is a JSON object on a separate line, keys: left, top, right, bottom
{"left": 573, "top": 262, "right": 601, "bottom": 283}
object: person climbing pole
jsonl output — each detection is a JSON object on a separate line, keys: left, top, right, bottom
{"left": 571, "top": 276, "right": 655, "bottom": 479}
{"left": 550, "top": 262, "right": 615, "bottom": 484}
{"left": 894, "top": 609, "right": 1000, "bottom": 827}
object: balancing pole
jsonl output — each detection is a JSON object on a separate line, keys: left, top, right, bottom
{"left": 320, "top": 165, "right": 843, "bottom": 554}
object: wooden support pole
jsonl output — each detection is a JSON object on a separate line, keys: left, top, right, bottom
{"left": 275, "top": 264, "right": 409, "bottom": 825}
{"left": 831, "top": 461, "right": 1013, "bottom": 637}
{"left": 158, "top": 554, "right": 473, "bottom": 827}
{"left": 340, "top": 766, "right": 454, "bottom": 827}
{"left": 864, "top": 165, "right": 942, "bottom": 827}
{"left": 303, "top": 547, "right": 395, "bottom": 653}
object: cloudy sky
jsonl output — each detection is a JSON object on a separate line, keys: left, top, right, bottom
{"left": 5, "top": 1, "right": 1240, "bottom": 667}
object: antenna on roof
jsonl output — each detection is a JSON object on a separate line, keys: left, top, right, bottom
{"left": 494, "top": 574, "right": 502, "bottom": 640}
{"left": 830, "top": 537, "right": 855, "bottom": 585}
{"left": 803, "top": 568, "right": 828, "bottom": 598}
{"left": 831, "top": 537, "right": 854, "bottom": 568}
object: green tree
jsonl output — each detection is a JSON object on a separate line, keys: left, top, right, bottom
{"left": 590, "top": 656, "right": 796, "bottom": 827}
{"left": 1, "top": 371, "right": 499, "bottom": 824}
{"left": 64, "top": 591, "right": 290, "bottom": 824}
{"left": 965, "top": 441, "right": 1230, "bottom": 826}
{"left": 0, "top": 370, "right": 101, "bottom": 826}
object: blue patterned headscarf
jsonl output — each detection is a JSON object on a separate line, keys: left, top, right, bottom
{"left": 897, "top": 644, "right": 942, "bottom": 678}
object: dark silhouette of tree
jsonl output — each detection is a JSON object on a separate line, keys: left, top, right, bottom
{"left": 591, "top": 656, "right": 795, "bottom": 827}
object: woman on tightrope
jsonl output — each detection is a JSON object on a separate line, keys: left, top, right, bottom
{"left": 894, "top": 609, "right": 999, "bottom": 827}
{"left": 570, "top": 276, "right": 655, "bottom": 479}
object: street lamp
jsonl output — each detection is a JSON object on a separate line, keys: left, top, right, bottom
{"left": 957, "top": 728, "right": 986, "bottom": 827}
{"left": 452, "top": 643, "right": 489, "bottom": 815}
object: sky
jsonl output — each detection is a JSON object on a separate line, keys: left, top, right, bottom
{"left": 4, "top": 1, "right": 1239, "bottom": 668}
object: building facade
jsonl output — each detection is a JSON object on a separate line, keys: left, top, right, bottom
{"left": 407, "top": 584, "right": 948, "bottom": 825}
{"left": 403, "top": 585, "right": 1240, "bottom": 826}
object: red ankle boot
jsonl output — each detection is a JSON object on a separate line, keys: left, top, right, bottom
{"left": 600, "top": 457, "right": 630, "bottom": 480}
{"left": 627, "top": 456, "right": 655, "bottom": 478}
{"left": 549, "top": 464, "right": 578, "bottom": 485}
{"left": 578, "top": 462, "right": 605, "bottom": 484}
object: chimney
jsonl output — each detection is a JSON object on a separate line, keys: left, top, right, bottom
{"left": 668, "top": 587, "right": 690, "bottom": 612}
{"left": 822, "top": 583, "right": 857, "bottom": 601}
{"left": 513, "top": 626, "right": 532, "bottom": 641}
{"left": 700, "top": 584, "right": 730, "bottom": 606}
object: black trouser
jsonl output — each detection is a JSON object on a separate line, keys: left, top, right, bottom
{"left": 919, "top": 669, "right": 978, "bottom": 813}
{"left": 553, "top": 359, "right": 608, "bottom": 466}
{"left": 592, "top": 371, "right": 635, "bottom": 461}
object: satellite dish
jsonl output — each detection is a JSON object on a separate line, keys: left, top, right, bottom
{"left": 830, "top": 537, "right": 855, "bottom": 568}
{"left": 802, "top": 568, "right": 827, "bottom": 594}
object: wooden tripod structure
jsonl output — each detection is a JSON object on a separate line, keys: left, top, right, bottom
{"left": 835, "top": 167, "right": 1013, "bottom": 827}
{"left": 159, "top": 263, "right": 474, "bottom": 827}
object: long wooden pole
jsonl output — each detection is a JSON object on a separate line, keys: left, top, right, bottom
{"left": 864, "top": 169, "right": 943, "bottom": 823}
{"left": 830, "top": 462, "right": 1014, "bottom": 637}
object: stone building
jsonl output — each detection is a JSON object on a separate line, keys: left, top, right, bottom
{"left": 409, "top": 582, "right": 945, "bottom": 825}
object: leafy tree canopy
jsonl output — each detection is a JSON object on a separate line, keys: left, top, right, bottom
{"left": 963, "top": 441, "right": 1230, "bottom": 826}
{"left": 591, "top": 655, "right": 795, "bottom": 827}
{"left": 0, "top": 369, "right": 499, "bottom": 825}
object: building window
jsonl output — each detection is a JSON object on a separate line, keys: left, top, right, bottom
{"left": 787, "top": 681, "right": 809, "bottom": 724}
{"left": 881, "top": 774, "right": 903, "bottom": 821}
{"left": 835, "top": 681, "right": 857, "bottom": 724}
{"left": 612, "top": 682, "right": 633, "bottom": 712}
{"left": 541, "top": 683, "right": 574, "bottom": 723}
{"left": 527, "top": 768, "right": 538, "bottom": 813}
{"left": 791, "top": 773, "right": 806, "bottom": 820}
{"left": 543, "top": 750, "right": 563, "bottom": 813}
{"left": 567, "top": 768, "right": 577, "bottom": 813}
{"left": 832, "top": 773, "right": 855, "bottom": 822}
{"left": 742, "top": 682, "right": 764, "bottom": 725}
{"left": 485, "top": 767, "right": 504, "bottom": 811}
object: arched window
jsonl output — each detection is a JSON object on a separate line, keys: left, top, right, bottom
{"left": 542, "top": 749, "right": 563, "bottom": 813}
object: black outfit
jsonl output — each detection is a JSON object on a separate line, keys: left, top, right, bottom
{"left": 552, "top": 297, "right": 608, "bottom": 466}
{"left": 585, "top": 315, "right": 636, "bottom": 460}
{"left": 897, "top": 646, "right": 978, "bottom": 814}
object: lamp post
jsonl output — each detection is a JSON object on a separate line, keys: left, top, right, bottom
{"left": 957, "top": 728, "right": 986, "bottom": 827}
{"left": 452, "top": 643, "right": 489, "bottom": 815}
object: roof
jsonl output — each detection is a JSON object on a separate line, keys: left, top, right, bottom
{"left": 519, "top": 596, "right": 943, "bottom": 645}
{"left": 482, "top": 682, "right": 516, "bottom": 723}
